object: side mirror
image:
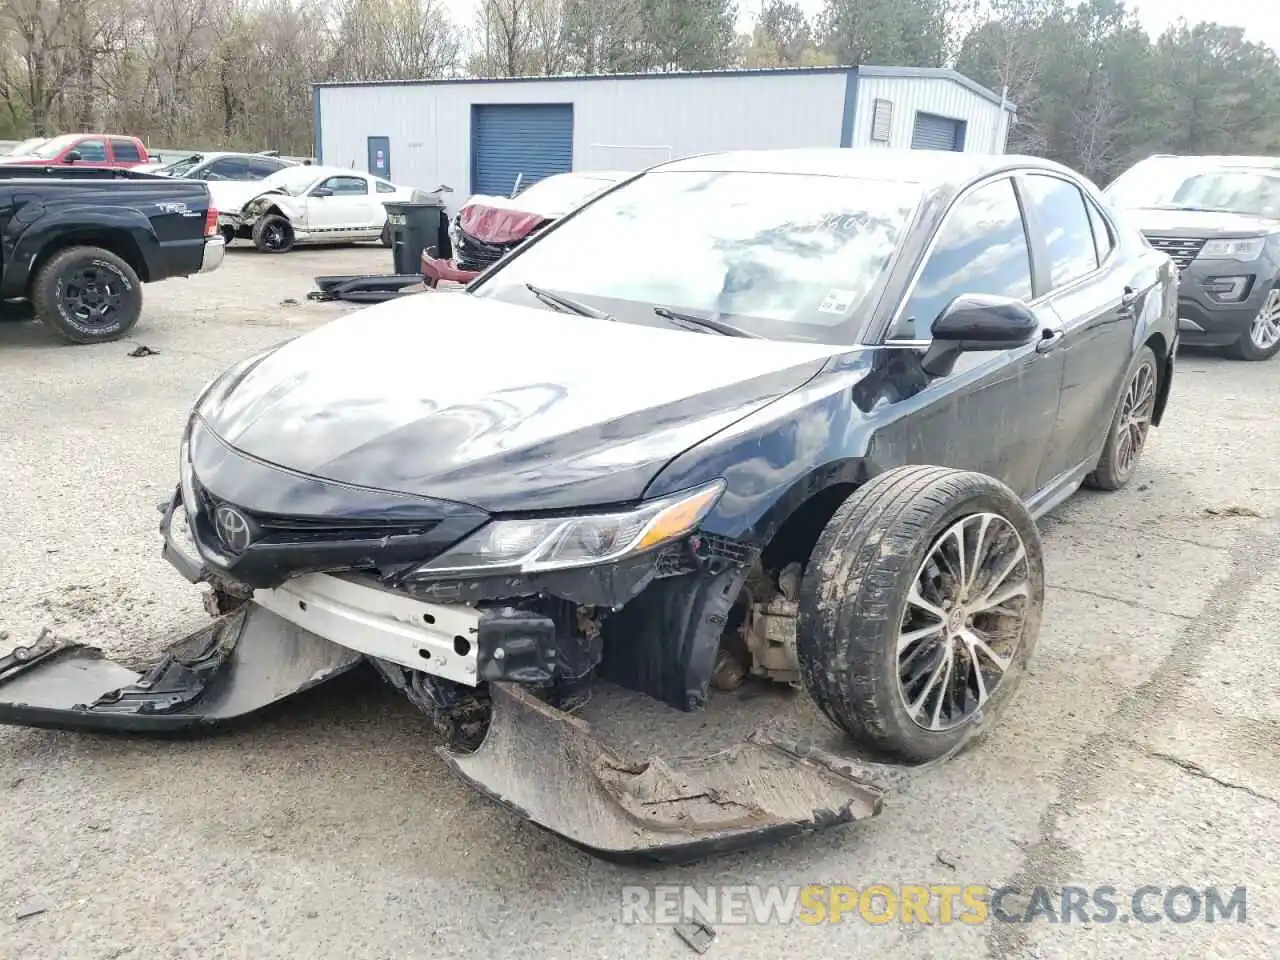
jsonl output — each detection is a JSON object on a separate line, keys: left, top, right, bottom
{"left": 311, "top": 186, "right": 333, "bottom": 197}
{"left": 64, "top": 150, "right": 82, "bottom": 163}
{"left": 921, "top": 294, "right": 1040, "bottom": 378}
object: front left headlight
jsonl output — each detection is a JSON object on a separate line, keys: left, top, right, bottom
{"left": 408, "top": 480, "right": 725, "bottom": 578}
{"left": 1198, "top": 237, "right": 1266, "bottom": 261}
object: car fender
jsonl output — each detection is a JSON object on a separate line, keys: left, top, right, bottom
{"left": 240, "top": 191, "right": 298, "bottom": 223}
{"left": 644, "top": 351, "right": 878, "bottom": 546}
{"left": 4, "top": 204, "right": 162, "bottom": 297}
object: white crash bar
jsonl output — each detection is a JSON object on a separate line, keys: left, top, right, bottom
{"left": 252, "top": 573, "right": 480, "bottom": 686}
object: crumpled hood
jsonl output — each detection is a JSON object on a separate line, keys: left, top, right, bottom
{"left": 1130, "top": 207, "right": 1280, "bottom": 237}
{"left": 458, "top": 196, "right": 551, "bottom": 244}
{"left": 208, "top": 180, "right": 285, "bottom": 215}
{"left": 199, "top": 294, "right": 842, "bottom": 512}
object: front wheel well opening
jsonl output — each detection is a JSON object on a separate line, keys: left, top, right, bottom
{"left": 29, "top": 232, "right": 150, "bottom": 287}
{"left": 759, "top": 483, "right": 859, "bottom": 574}
{"left": 710, "top": 483, "right": 859, "bottom": 694}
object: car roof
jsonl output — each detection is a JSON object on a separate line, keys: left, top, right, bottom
{"left": 1140, "top": 153, "right": 1280, "bottom": 167}
{"left": 652, "top": 148, "right": 1081, "bottom": 188}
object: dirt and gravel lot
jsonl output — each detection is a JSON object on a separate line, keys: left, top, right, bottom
{"left": 1, "top": 245, "right": 1277, "bottom": 960}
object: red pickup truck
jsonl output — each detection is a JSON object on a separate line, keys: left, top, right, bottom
{"left": 0, "top": 133, "right": 150, "bottom": 169}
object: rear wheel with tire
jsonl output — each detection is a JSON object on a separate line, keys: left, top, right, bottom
{"left": 797, "top": 466, "right": 1045, "bottom": 763}
{"left": 30, "top": 246, "right": 143, "bottom": 344}
{"left": 1224, "top": 286, "right": 1280, "bottom": 361}
{"left": 252, "top": 214, "right": 294, "bottom": 253}
{"left": 1084, "top": 345, "right": 1158, "bottom": 491}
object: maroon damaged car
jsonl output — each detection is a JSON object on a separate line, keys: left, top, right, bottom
{"left": 421, "top": 170, "right": 629, "bottom": 285}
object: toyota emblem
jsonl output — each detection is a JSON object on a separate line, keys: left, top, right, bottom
{"left": 213, "top": 504, "right": 254, "bottom": 553}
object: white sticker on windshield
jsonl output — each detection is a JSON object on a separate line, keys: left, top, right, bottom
{"left": 818, "top": 289, "right": 857, "bottom": 314}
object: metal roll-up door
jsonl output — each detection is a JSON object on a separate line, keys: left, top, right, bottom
{"left": 911, "top": 112, "right": 965, "bottom": 151}
{"left": 471, "top": 103, "right": 574, "bottom": 197}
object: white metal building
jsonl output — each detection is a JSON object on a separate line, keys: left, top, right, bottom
{"left": 313, "top": 66, "right": 1016, "bottom": 212}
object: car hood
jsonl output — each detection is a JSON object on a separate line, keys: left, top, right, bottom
{"left": 458, "top": 196, "right": 554, "bottom": 244}
{"left": 199, "top": 295, "right": 841, "bottom": 512}
{"left": 1128, "top": 207, "right": 1280, "bottom": 237}
{"left": 208, "top": 180, "right": 283, "bottom": 213}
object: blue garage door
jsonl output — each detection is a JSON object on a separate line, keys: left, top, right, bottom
{"left": 471, "top": 103, "right": 574, "bottom": 197}
{"left": 911, "top": 112, "right": 966, "bottom": 151}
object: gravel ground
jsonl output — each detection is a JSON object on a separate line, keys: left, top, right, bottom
{"left": 1, "top": 246, "right": 1277, "bottom": 959}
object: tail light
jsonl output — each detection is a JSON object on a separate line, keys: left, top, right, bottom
{"left": 204, "top": 207, "right": 218, "bottom": 238}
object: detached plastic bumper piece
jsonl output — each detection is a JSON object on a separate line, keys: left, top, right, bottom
{"left": 439, "top": 682, "right": 885, "bottom": 864}
{"left": 420, "top": 251, "right": 480, "bottom": 288}
{"left": 0, "top": 605, "right": 363, "bottom": 734}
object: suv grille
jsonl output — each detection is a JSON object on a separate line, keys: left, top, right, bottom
{"left": 1143, "top": 234, "right": 1206, "bottom": 270}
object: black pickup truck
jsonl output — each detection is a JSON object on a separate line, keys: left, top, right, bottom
{"left": 0, "top": 165, "right": 224, "bottom": 343}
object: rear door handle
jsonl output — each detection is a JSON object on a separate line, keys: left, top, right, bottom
{"left": 1035, "top": 328, "right": 1065, "bottom": 354}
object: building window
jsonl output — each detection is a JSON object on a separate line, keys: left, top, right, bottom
{"left": 871, "top": 100, "right": 894, "bottom": 143}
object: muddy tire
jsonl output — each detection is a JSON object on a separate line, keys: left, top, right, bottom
{"left": 1084, "top": 345, "right": 1158, "bottom": 491}
{"left": 252, "top": 214, "right": 294, "bottom": 253}
{"left": 797, "top": 466, "right": 1045, "bottom": 764}
{"left": 30, "top": 246, "right": 143, "bottom": 344}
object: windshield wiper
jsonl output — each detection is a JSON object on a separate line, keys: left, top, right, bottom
{"left": 653, "top": 306, "right": 760, "bottom": 338}
{"left": 525, "top": 283, "right": 614, "bottom": 320}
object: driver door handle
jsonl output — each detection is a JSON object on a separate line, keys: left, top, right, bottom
{"left": 1035, "top": 328, "right": 1065, "bottom": 354}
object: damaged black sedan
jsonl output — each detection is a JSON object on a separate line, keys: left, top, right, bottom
{"left": 0, "top": 149, "right": 1179, "bottom": 862}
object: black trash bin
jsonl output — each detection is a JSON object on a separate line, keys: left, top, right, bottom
{"left": 384, "top": 198, "right": 452, "bottom": 275}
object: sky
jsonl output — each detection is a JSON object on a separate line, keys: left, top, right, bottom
{"left": 736, "top": 0, "right": 1280, "bottom": 50}
{"left": 445, "top": 0, "right": 1280, "bottom": 53}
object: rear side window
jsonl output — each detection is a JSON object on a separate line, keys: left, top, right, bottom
{"left": 1085, "top": 197, "right": 1114, "bottom": 263}
{"left": 74, "top": 138, "right": 108, "bottom": 162}
{"left": 376, "top": 180, "right": 396, "bottom": 194}
{"left": 205, "top": 157, "right": 252, "bottom": 180}
{"left": 896, "top": 177, "right": 1034, "bottom": 340}
{"left": 1022, "top": 174, "right": 1100, "bottom": 289}
{"left": 247, "top": 158, "right": 287, "bottom": 178}
{"left": 110, "top": 139, "right": 141, "bottom": 162}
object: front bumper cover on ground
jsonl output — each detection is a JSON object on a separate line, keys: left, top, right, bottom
{"left": 0, "top": 605, "right": 885, "bottom": 862}
{"left": 0, "top": 604, "right": 363, "bottom": 733}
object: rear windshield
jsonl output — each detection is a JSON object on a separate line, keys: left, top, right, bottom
{"left": 471, "top": 168, "right": 921, "bottom": 344}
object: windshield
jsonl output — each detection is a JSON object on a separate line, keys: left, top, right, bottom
{"left": 161, "top": 155, "right": 205, "bottom": 177}
{"left": 1107, "top": 160, "right": 1280, "bottom": 217}
{"left": 470, "top": 169, "right": 921, "bottom": 344}
{"left": 8, "top": 138, "right": 45, "bottom": 157}
{"left": 513, "top": 173, "right": 623, "bottom": 212}
{"left": 30, "top": 134, "right": 82, "bottom": 159}
{"left": 262, "top": 166, "right": 323, "bottom": 195}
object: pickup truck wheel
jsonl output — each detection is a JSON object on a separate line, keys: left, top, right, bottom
{"left": 252, "top": 214, "right": 294, "bottom": 253}
{"left": 797, "top": 466, "right": 1045, "bottom": 763}
{"left": 31, "top": 246, "right": 142, "bottom": 344}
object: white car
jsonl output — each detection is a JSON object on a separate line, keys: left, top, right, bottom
{"left": 212, "top": 165, "right": 426, "bottom": 252}
{"left": 150, "top": 151, "right": 296, "bottom": 181}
